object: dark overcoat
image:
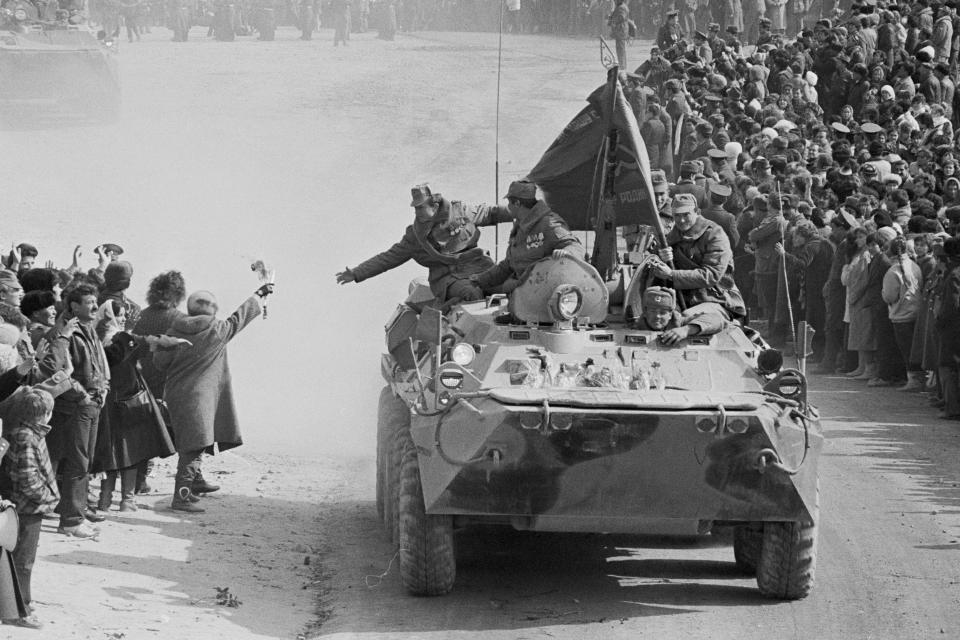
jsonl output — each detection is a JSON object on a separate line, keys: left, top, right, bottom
{"left": 154, "top": 297, "right": 261, "bottom": 454}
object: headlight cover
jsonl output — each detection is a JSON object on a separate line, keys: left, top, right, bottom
{"left": 551, "top": 285, "right": 583, "bottom": 321}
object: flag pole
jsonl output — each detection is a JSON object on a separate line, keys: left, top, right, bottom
{"left": 494, "top": 0, "right": 504, "bottom": 262}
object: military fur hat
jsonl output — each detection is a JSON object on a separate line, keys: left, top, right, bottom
{"left": 643, "top": 286, "right": 676, "bottom": 310}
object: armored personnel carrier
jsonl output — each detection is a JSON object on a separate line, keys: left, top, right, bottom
{"left": 374, "top": 68, "right": 822, "bottom": 601}
{"left": 0, "top": 1, "right": 120, "bottom": 122}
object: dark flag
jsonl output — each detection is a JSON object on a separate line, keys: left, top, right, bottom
{"left": 526, "top": 74, "right": 661, "bottom": 233}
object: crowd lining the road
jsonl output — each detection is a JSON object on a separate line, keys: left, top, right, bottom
{"left": 0, "top": 246, "right": 272, "bottom": 629}
{"left": 615, "top": 0, "right": 960, "bottom": 419}
{"left": 77, "top": 0, "right": 853, "bottom": 45}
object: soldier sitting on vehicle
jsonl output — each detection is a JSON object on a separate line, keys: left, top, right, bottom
{"left": 473, "top": 180, "right": 581, "bottom": 295}
{"left": 335, "top": 184, "right": 511, "bottom": 305}
{"left": 646, "top": 193, "right": 746, "bottom": 322}
{"left": 631, "top": 286, "right": 727, "bottom": 345}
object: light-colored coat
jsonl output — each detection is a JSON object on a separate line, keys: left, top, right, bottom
{"left": 154, "top": 296, "right": 261, "bottom": 454}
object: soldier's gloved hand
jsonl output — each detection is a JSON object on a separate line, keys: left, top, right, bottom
{"left": 336, "top": 268, "right": 356, "bottom": 285}
{"left": 650, "top": 257, "right": 672, "bottom": 280}
{"left": 657, "top": 247, "right": 673, "bottom": 263}
{"left": 552, "top": 248, "right": 572, "bottom": 260}
{"left": 256, "top": 283, "right": 275, "bottom": 298}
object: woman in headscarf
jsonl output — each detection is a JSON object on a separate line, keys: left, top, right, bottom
{"left": 92, "top": 293, "right": 175, "bottom": 513}
{"left": 941, "top": 176, "right": 960, "bottom": 208}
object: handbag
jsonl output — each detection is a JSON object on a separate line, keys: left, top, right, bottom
{"left": 115, "top": 363, "right": 153, "bottom": 414}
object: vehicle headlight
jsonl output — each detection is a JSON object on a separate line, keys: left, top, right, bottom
{"left": 450, "top": 343, "right": 476, "bottom": 367}
{"left": 551, "top": 285, "right": 583, "bottom": 321}
{"left": 14, "top": 8, "right": 27, "bottom": 20}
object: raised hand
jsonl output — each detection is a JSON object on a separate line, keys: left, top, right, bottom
{"left": 56, "top": 316, "right": 80, "bottom": 339}
{"left": 336, "top": 268, "right": 356, "bottom": 284}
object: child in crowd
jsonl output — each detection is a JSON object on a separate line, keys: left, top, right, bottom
{"left": 0, "top": 387, "right": 59, "bottom": 630}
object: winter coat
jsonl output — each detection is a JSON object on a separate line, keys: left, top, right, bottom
{"left": 664, "top": 216, "right": 745, "bottom": 317}
{"left": 702, "top": 203, "right": 740, "bottom": 249}
{"left": 154, "top": 296, "right": 262, "bottom": 454}
{"left": 0, "top": 421, "right": 58, "bottom": 515}
{"left": 934, "top": 14, "right": 953, "bottom": 63}
{"left": 38, "top": 320, "right": 139, "bottom": 408}
{"left": 608, "top": 3, "right": 629, "bottom": 40}
{"left": 133, "top": 305, "right": 186, "bottom": 399}
{"left": 92, "top": 333, "right": 175, "bottom": 473}
{"left": 640, "top": 117, "right": 668, "bottom": 172}
{"left": 475, "top": 201, "right": 579, "bottom": 293}
{"left": 351, "top": 201, "right": 508, "bottom": 301}
{"left": 882, "top": 258, "right": 922, "bottom": 323}
{"left": 934, "top": 261, "right": 960, "bottom": 360}
{"left": 747, "top": 212, "right": 787, "bottom": 275}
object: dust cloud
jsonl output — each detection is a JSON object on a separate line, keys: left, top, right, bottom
{"left": 0, "top": 28, "right": 601, "bottom": 459}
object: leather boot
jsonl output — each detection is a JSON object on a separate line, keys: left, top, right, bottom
{"left": 171, "top": 485, "right": 205, "bottom": 513}
{"left": 97, "top": 474, "right": 116, "bottom": 512}
{"left": 119, "top": 468, "right": 138, "bottom": 512}
{"left": 192, "top": 472, "right": 220, "bottom": 494}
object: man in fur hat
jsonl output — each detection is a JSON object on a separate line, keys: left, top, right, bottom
{"left": 336, "top": 184, "right": 510, "bottom": 304}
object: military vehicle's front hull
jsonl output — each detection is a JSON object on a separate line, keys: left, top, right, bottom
{"left": 0, "top": 28, "right": 119, "bottom": 117}
{"left": 411, "top": 389, "right": 821, "bottom": 535}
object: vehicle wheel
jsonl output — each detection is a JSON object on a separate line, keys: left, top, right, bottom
{"left": 384, "top": 427, "right": 405, "bottom": 546}
{"left": 376, "top": 387, "right": 407, "bottom": 521}
{"left": 398, "top": 430, "right": 455, "bottom": 596}
{"left": 756, "top": 481, "right": 819, "bottom": 599}
{"left": 733, "top": 524, "right": 763, "bottom": 574}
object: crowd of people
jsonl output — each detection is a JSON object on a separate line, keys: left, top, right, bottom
{"left": 73, "top": 0, "right": 854, "bottom": 46}
{"left": 0, "top": 244, "right": 273, "bottom": 629}
{"left": 614, "top": 0, "right": 960, "bottom": 419}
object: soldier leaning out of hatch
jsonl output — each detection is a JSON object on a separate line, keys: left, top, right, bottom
{"left": 472, "top": 180, "right": 581, "bottom": 295}
{"left": 335, "top": 184, "right": 511, "bottom": 304}
{"left": 632, "top": 286, "right": 727, "bottom": 345}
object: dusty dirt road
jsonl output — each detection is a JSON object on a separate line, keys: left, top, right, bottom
{"left": 1, "top": 25, "right": 959, "bottom": 640}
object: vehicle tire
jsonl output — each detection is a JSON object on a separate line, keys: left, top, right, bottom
{"left": 376, "top": 387, "right": 407, "bottom": 521}
{"left": 756, "top": 481, "right": 819, "bottom": 600}
{"left": 756, "top": 482, "right": 819, "bottom": 600}
{"left": 383, "top": 427, "right": 404, "bottom": 545}
{"left": 398, "top": 430, "right": 455, "bottom": 596}
{"left": 733, "top": 523, "right": 763, "bottom": 574}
